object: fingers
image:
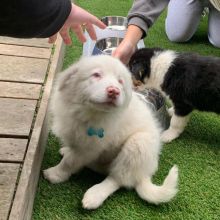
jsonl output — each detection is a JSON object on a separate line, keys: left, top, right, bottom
{"left": 112, "top": 39, "right": 137, "bottom": 64}
{"left": 112, "top": 49, "right": 129, "bottom": 65}
{"left": 72, "top": 5, "right": 106, "bottom": 29}
{"left": 71, "top": 25, "right": 87, "bottom": 43}
{"left": 59, "top": 26, "right": 72, "bottom": 45}
{"left": 60, "top": 23, "right": 98, "bottom": 44}
{"left": 112, "top": 50, "right": 120, "bottom": 59}
{"left": 51, "top": 4, "right": 107, "bottom": 45}
{"left": 48, "top": 34, "right": 57, "bottom": 44}
{"left": 84, "top": 23, "right": 97, "bottom": 41}
{"left": 89, "top": 16, "right": 106, "bottom": 30}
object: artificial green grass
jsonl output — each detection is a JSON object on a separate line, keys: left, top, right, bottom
{"left": 33, "top": 1, "right": 220, "bottom": 219}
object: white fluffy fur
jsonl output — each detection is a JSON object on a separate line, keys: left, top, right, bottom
{"left": 144, "top": 50, "right": 177, "bottom": 97}
{"left": 43, "top": 55, "right": 178, "bottom": 209}
{"left": 161, "top": 114, "right": 190, "bottom": 143}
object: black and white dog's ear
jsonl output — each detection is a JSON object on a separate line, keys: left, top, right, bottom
{"left": 57, "top": 64, "right": 78, "bottom": 91}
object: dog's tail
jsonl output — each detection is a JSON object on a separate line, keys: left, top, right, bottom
{"left": 136, "top": 165, "right": 178, "bottom": 204}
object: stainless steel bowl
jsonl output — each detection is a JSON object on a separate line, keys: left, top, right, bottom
{"left": 93, "top": 37, "right": 123, "bottom": 55}
{"left": 135, "top": 88, "right": 170, "bottom": 130}
{"left": 101, "top": 16, "right": 127, "bottom": 30}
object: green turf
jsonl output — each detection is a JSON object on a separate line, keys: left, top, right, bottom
{"left": 33, "top": 1, "right": 220, "bottom": 219}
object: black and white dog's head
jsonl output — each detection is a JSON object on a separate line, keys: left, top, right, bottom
{"left": 129, "top": 48, "right": 164, "bottom": 86}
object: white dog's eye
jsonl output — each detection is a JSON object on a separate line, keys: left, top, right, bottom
{"left": 118, "top": 79, "right": 124, "bottom": 85}
{"left": 92, "top": 72, "right": 102, "bottom": 79}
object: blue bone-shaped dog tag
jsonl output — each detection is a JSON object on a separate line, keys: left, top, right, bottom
{"left": 87, "top": 127, "right": 104, "bottom": 138}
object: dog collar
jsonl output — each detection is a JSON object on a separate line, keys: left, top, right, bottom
{"left": 87, "top": 127, "right": 104, "bottom": 138}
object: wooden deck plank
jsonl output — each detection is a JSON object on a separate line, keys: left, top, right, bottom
{"left": 0, "top": 98, "right": 37, "bottom": 137}
{"left": 9, "top": 36, "right": 65, "bottom": 220}
{"left": 0, "top": 82, "right": 41, "bottom": 100}
{"left": 0, "top": 37, "right": 51, "bottom": 48}
{"left": 0, "top": 138, "right": 28, "bottom": 162}
{"left": 0, "top": 55, "right": 48, "bottom": 84}
{"left": 0, "top": 163, "right": 20, "bottom": 220}
{"left": 0, "top": 44, "right": 51, "bottom": 59}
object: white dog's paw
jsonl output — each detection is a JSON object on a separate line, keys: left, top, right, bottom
{"left": 59, "top": 147, "right": 70, "bottom": 156}
{"left": 167, "top": 107, "right": 174, "bottom": 117}
{"left": 43, "top": 166, "right": 69, "bottom": 184}
{"left": 82, "top": 186, "right": 106, "bottom": 210}
{"left": 161, "top": 130, "right": 179, "bottom": 143}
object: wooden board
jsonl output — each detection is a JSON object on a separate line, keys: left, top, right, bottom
{"left": 0, "top": 44, "right": 51, "bottom": 59}
{"left": 0, "top": 163, "right": 20, "bottom": 220}
{"left": 0, "top": 98, "right": 37, "bottom": 137}
{"left": 9, "top": 36, "right": 66, "bottom": 220}
{"left": 0, "top": 55, "right": 49, "bottom": 84}
{"left": 0, "top": 82, "right": 41, "bottom": 100}
{"left": 0, "top": 37, "right": 51, "bottom": 48}
{"left": 0, "top": 138, "right": 28, "bottom": 162}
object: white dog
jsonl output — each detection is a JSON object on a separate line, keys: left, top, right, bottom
{"left": 43, "top": 55, "right": 178, "bottom": 210}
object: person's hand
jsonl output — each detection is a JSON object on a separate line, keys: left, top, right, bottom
{"left": 112, "top": 25, "right": 143, "bottom": 64}
{"left": 112, "top": 39, "right": 137, "bottom": 65}
{"left": 49, "top": 4, "right": 106, "bottom": 45}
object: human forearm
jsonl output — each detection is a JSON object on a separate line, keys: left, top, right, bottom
{"left": 0, "top": 0, "right": 106, "bottom": 44}
{"left": 128, "top": 0, "right": 169, "bottom": 37}
{"left": 124, "top": 25, "right": 143, "bottom": 46}
{"left": 112, "top": 25, "right": 142, "bottom": 64}
{"left": 113, "top": 0, "right": 169, "bottom": 64}
{"left": 0, "top": 0, "right": 72, "bottom": 38}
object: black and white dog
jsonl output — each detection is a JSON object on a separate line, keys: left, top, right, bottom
{"left": 129, "top": 48, "right": 220, "bottom": 143}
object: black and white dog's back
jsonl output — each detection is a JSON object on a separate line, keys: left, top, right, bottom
{"left": 129, "top": 48, "right": 220, "bottom": 142}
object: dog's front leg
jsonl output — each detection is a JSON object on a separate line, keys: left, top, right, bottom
{"left": 161, "top": 114, "right": 190, "bottom": 143}
{"left": 167, "top": 107, "right": 174, "bottom": 117}
{"left": 82, "top": 176, "right": 119, "bottom": 209}
{"left": 43, "top": 149, "right": 85, "bottom": 184}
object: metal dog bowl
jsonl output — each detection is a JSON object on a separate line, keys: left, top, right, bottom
{"left": 101, "top": 16, "right": 127, "bottom": 30}
{"left": 135, "top": 88, "right": 170, "bottom": 130}
{"left": 93, "top": 37, "right": 123, "bottom": 55}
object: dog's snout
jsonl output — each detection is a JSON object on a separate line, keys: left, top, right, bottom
{"left": 106, "top": 86, "right": 120, "bottom": 99}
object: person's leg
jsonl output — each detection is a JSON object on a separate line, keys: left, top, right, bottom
{"left": 165, "top": 0, "right": 204, "bottom": 42}
{"left": 208, "top": 5, "right": 220, "bottom": 48}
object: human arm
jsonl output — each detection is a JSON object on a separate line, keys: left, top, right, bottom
{"left": 0, "top": 0, "right": 72, "bottom": 38}
{"left": 0, "top": 0, "right": 106, "bottom": 44}
{"left": 112, "top": 25, "right": 143, "bottom": 64}
{"left": 48, "top": 3, "right": 107, "bottom": 45}
{"left": 113, "top": 0, "right": 168, "bottom": 64}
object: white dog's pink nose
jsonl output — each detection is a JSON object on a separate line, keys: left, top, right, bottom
{"left": 107, "top": 86, "right": 120, "bottom": 99}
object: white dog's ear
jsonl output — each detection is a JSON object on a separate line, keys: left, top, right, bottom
{"left": 58, "top": 64, "right": 78, "bottom": 91}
